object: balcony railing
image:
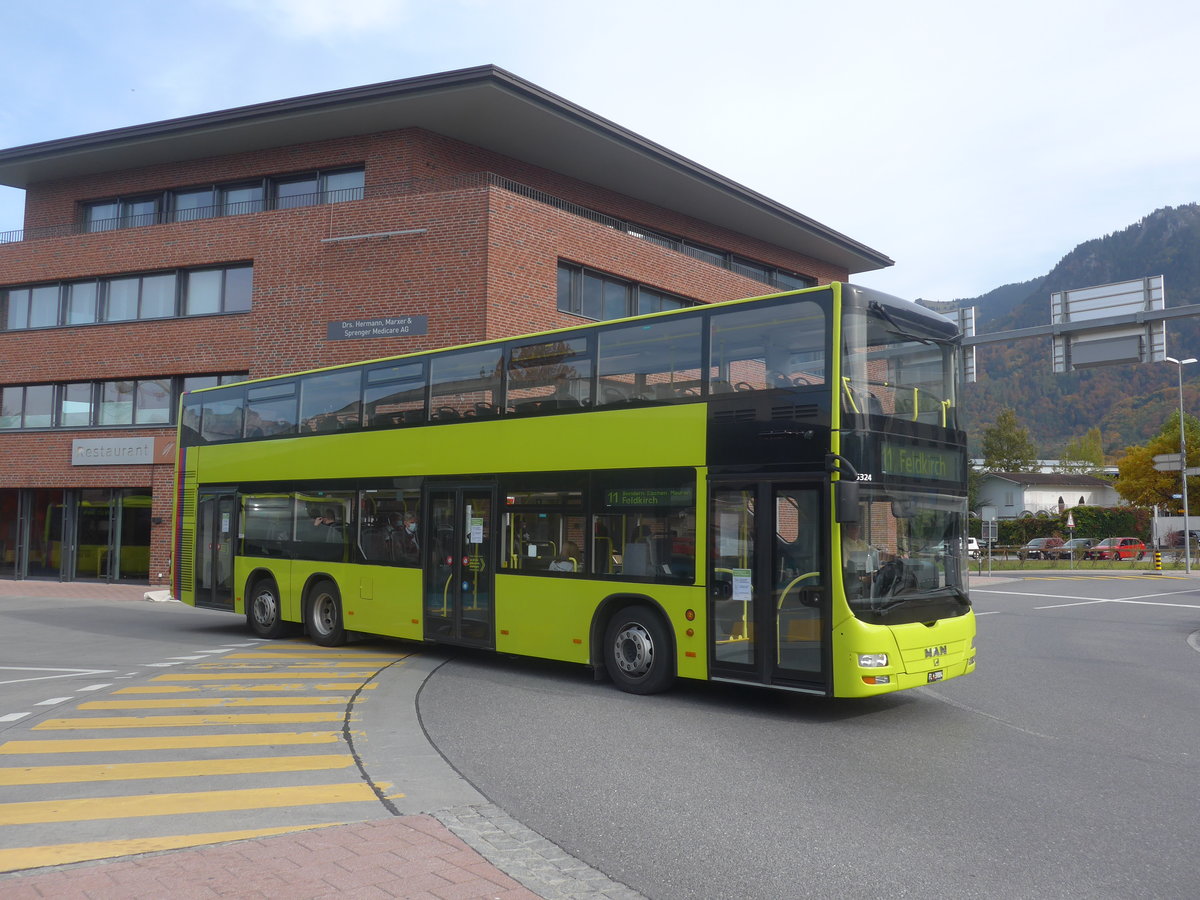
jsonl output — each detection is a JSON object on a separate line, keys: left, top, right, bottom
{"left": 0, "top": 173, "right": 809, "bottom": 292}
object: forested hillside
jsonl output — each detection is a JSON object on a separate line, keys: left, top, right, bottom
{"left": 941, "top": 204, "right": 1200, "bottom": 458}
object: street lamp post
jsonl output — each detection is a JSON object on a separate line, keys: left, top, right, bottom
{"left": 1165, "top": 356, "right": 1197, "bottom": 574}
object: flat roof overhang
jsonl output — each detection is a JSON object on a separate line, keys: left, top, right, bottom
{"left": 0, "top": 65, "right": 892, "bottom": 274}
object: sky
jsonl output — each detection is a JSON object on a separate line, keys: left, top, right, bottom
{"left": 2, "top": 0, "right": 1200, "bottom": 303}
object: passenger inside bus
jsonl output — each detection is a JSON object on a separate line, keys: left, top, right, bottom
{"left": 549, "top": 541, "right": 579, "bottom": 571}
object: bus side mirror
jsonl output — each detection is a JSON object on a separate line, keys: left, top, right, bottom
{"left": 836, "top": 481, "right": 860, "bottom": 523}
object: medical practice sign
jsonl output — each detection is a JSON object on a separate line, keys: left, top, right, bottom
{"left": 327, "top": 315, "right": 428, "bottom": 341}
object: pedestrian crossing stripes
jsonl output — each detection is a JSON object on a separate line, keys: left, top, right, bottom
{"left": 0, "top": 641, "right": 414, "bottom": 874}
{"left": 0, "top": 754, "right": 354, "bottom": 786}
{"left": 77, "top": 696, "right": 353, "bottom": 709}
{"left": 0, "top": 732, "right": 344, "bottom": 755}
{"left": 0, "top": 783, "right": 379, "bottom": 825}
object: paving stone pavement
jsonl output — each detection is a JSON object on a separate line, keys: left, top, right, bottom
{"left": 436, "top": 805, "right": 645, "bottom": 900}
{"left": 0, "top": 806, "right": 646, "bottom": 899}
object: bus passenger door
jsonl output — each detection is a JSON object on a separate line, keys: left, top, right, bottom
{"left": 195, "top": 491, "right": 237, "bottom": 610}
{"left": 709, "top": 482, "right": 828, "bottom": 692}
{"left": 424, "top": 485, "right": 495, "bottom": 647}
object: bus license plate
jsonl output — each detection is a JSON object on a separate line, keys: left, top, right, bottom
{"left": 927, "top": 670, "right": 944, "bottom": 683}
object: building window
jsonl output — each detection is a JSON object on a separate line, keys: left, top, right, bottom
{"left": 220, "top": 183, "right": 265, "bottom": 217}
{"left": 1, "top": 264, "right": 252, "bottom": 333}
{"left": 0, "top": 386, "right": 23, "bottom": 428}
{"left": 60, "top": 383, "right": 94, "bottom": 427}
{"left": 82, "top": 196, "right": 161, "bottom": 233}
{"left": 172, "top": 188, "right": 215, "bottom": 223}
{"left": 557, "top": 262, "right": 696, "bottom": 322}
{"left": 21, "top": 385, "right": 53, "bottom": 428}
{"left": 675, "top": 240, "right": 814, "bottom": 292}
{"left": 99, "top": 380, "right": 173, "bottom": 426}
{"left": 0, "top": 373, "right": 246, "bottom": 431}
{"left": 183, "top": 266, "right": 253, "bottom": 316}
{"left": 274, "top": 175, "right": 319, "bottom": 210}
{"left": 66, "top": 281, "right": 99, "bottom": 325}
{"left": 322, "top": 169, "right": 365, "bottom": 202}
{"left": 82, "top": 166, "right": 365, "bottom": 234}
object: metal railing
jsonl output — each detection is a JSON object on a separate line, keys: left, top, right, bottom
{"left": 0, "top": 173, "right": 804, "bottom": 292}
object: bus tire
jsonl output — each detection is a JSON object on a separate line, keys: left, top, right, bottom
{"left": 603, "top": 605, "right": 675, "bottom": 695}
{"left": 307, "top": 579, "right": 345, "bottom": 647}
{"left": 247, "top": 578, "right": 287, "bottom": 639}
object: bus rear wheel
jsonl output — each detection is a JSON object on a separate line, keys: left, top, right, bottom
{"left": 603, "top": 605, "right": 675, "bottom": 695}
{"left": 247, "top": 579, "right": 286, "bottom": 639}
{"left": 307, "top": 579, "right": 345, "bottom": 647}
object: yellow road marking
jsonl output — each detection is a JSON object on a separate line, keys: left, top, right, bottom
{"left": 0, "top": 731, "right": 342, "bottom": 754}
{"left": 152, "top": 672, "right": 376, "bottom": 681}
{"left": 0, "top": 754, "right": 353, "bottom": 785}
{"left": 0, "top": 823, "right": 346, "bottom": 874}
{"left": 0, "top": 782, "right": 377, "bottom": 825}
{"left": 114, "top": 683, "right": 376, "bottom": 693}
{"left": 34, "top": 712, "right": 346, "bottom": 730}
{"left": 78, "top": 696, "right": 351, "bottom": 710}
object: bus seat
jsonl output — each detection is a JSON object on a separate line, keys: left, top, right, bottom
{"left": 359, "top": 529, "right": 388, "bottom": 562}
{"left": 623, "top": 542, "right": 652, "bottom": 576}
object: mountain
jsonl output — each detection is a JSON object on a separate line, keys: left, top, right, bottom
{"left": 937, "top": 204, "right": 1200, "bottom": 458}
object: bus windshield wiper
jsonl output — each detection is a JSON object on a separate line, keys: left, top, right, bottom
{"left": 870, "top": 301, "right": 950, "bottom": 347}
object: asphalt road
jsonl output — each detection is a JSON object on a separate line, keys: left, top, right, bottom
{"left": 1, "top": 577, "right": 1197, "bottom": 897}
{"left": 420, "top": 573, "right": 1200, "bottom": 899}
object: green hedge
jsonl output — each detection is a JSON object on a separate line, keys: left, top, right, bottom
{"left": 969, "top": 506, "right": 1151, "bottom": 544}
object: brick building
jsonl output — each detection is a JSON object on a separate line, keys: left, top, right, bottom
{"left": 0, "top": 65, "right": 891, "bottom": 585}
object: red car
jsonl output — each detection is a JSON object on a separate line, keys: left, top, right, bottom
{"left": 1083, "top": 538, "right": 1146, "bottom": 560}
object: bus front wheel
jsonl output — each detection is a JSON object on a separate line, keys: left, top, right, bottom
{"left": 307, "top": 579, "right": 346, "bottom": 647}
{"left": 247, "top": 579, "right": 286, "bottom": 639}
{"left": 603, "top": 605, "right": 675, "bottom": 695}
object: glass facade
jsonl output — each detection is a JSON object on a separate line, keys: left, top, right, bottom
{"left": 0, "top": 488, "right": 152, "bottom": 583}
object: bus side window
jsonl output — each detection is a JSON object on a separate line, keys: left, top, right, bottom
{"left": 363, "top": 362, "right": 425, "bottom": 429}
{"left": 300, "top": 369, "right": 362, "bottom": 434}
{"left": 597, "top": 317, "right": 703, "bottom": 409}
{"left": 507, "top": 337, "right": 593, "bottom": 415}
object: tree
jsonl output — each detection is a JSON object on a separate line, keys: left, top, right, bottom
{"left": 980, "top": 408, "right": 1039, "bottom": 472}
{"left": 1114, "top": 410, "right": 1200, "bottom": 513}
{"left": 1059, "top": 427, "right": 1105, "bottom": 474}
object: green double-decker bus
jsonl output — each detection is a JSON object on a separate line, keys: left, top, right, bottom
{"left": 174, "top": 283, "right": 975, "bottom": 697}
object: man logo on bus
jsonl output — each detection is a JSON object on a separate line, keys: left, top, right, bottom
{"left": 925, "top": 645, "right": 948, "bottom": 658}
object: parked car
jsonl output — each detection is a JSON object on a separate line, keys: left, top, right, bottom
{"left": 966, "top": 537, "right": 981, "bottom": 559}
{"left": 1161, "top": 530, "right": 1200, "bottom": 548}
{"left": 1049, "top": 537, "right": 1096, "bottom": 560}
{"left": 1083, "top": 538, "right": 1146, "bottom": 560}
{"left": 1017, "top": 537, "right": 1064, "bottom": 560}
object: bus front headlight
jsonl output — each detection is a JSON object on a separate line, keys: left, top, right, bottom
{"left": 858, "top": 653, "right": 889, "bottom": 668}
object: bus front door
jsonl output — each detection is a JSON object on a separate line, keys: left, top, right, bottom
{"left": 195, "top": 491, "right": 237, "bottom": 610}
{"left": 710, "top": 482, "right": 829, "bottom": 693}
{"left": 424, "top": 485, "right": 495, "bottom": 647}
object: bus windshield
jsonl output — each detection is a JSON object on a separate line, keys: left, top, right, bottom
{"left": 842, "top": 487, "right": 969, "bottom": 625}
{"left": 841, "top": 297, "right": 959, "bottom": 431}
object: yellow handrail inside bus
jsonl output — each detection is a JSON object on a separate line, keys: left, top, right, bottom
{"left": 841, "top": 377, "right": 860, "bottom": 414}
